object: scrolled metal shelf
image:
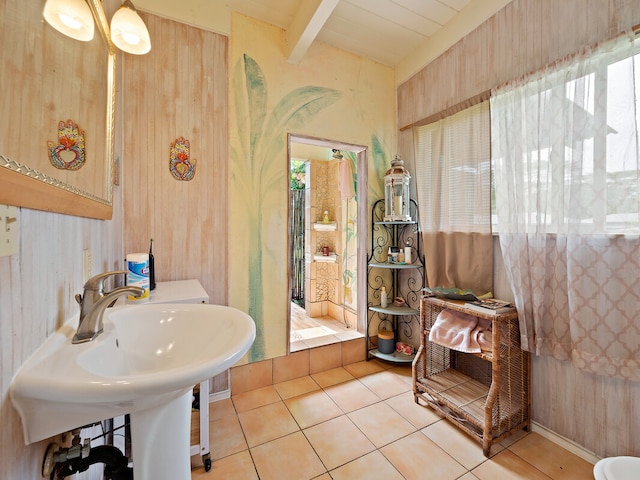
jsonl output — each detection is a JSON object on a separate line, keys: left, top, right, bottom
{"left": 368, "top": 262, "right": 421, "bottom": 270}
{"left": 368, "top": 304, "right": 419, "bottom": 316}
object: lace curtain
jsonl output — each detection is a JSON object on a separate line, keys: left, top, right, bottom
{"left": 491, "top": 33, "right": 640, "bottom": 381}
{"left": 413, "top": 102, "right": 493, "bottom": 295}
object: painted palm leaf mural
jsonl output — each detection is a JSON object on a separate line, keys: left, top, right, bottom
{"left": 232, "top": 54, "right": 341, "bottom": 361}
{"left": 369, "top": 133, "right": 387, "bottom": 200}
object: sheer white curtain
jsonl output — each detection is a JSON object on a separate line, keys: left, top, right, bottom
{"left": 491, "top": 33, "right": 640, "bottom": 381}
{"left": 413, "top": 101, "right": 493, "bottom": 295}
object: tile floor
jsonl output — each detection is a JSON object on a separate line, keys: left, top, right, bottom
{"left": 290, "top": 302, "right": 363, "bottom": 352}
{"left": 191, "top": 359, "right": 595, "bottom": 480}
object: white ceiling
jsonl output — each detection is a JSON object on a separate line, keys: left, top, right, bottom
{"left": 230, "top": 0, "right": 472, "bottom": 66}
{"left": 135, "top": 0, "right": 511, "bottom": 84}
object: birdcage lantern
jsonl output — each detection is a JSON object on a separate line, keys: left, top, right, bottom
{"left": 383, "top": 155, "right": 411, "bottom": 222}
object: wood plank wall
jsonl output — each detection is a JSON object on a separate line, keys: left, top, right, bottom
{"left": 1, "top": 2, "right": 124, "bottom": 476}
{"left": 397, "top": 0, "right": 640, "bottom": 458}
{"left": 0, "top": 8, "right": 229, "bottom": 478}
{"left": 0, "top": 190, "right": 124, "bottom": 479}
{"left": 398, "top": 0, "right": 640, "bottom": 130}
{"left": 122, "top": 13, "right": 229, "bottom": 307}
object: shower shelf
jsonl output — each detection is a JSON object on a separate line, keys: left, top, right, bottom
{"left": 313, "top": 253, "right": 337, "bottom": 262}
{"left": 313, "top": 222, "right": 337, "bottom": 231}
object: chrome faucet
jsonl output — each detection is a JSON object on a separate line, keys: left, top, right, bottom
{"left": 73, "top": 271, "right": 145, "bottom": 344}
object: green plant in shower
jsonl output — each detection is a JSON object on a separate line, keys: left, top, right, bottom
{"left": 290, "top": 160, "right": 306, "bottom": 190}
{"left": 232, "top": 54, "right": 341, "bottom": 361}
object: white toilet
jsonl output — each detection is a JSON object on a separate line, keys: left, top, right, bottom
{"left": 593, "top": 456, "right": 640, "bottom": 480}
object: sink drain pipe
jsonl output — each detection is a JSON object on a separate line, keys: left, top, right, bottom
{"left": 43, "top": 441, "right": 133, "bottom": 480}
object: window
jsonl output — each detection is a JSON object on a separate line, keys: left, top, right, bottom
{"left": 492, "top": 38, "right": 640, "bottom": 236}
{"left": 491, "top": 33, "right": 640, "bottom": 381}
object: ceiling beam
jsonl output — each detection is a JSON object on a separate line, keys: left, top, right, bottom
{"left": 285, "top": 0, "right": 340, "bottom": 64}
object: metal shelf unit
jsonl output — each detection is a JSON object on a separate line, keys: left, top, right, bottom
{"left": 366, "top": 198, "right": 424, "bottom": 363}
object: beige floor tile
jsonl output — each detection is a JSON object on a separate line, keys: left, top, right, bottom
{"left": 284, "top": 390, "right": 343, "bottom": 429}
{"left": 459, "top": 473, "right": 482, "bottom": 480}
{"left": 208, "top": 398, "right": 236, "bottom": 421}
{"left": 499, "top": 427, "right": 530, "bottom": 448}
{"left": 329, "top": 451, "right": 405, "bottom": 480}
{"left": 341, "top": 338, "right": 367, "bottom": 365}
{"left": 335, "top": 329, "right": 365, "bottom": 341}
{"left": 230, "top": 360, "right": 272, "bottom": 395}
{"left": 381, "top": 431, "right": 467, "bottom": 480}
{"left": 209, "top": 414, "right": 248, "bottom": 460}
{"left": 472, "top": 449, "right": 553, "bottom": 480}
{"left": 274, "top": 375, "right": 320, "bottom": 399}
{"left": 200, "top": 354, "right": 588, "bottom": 480}
{"left": 385, "top": 391, "right": 444, "bottom": 429}
{"left": 344, "top": 360, "right": 386, "bottom": 378}
{"left": 348, "top": 402, "right": 416, "bottom": 448}
{"left": 304, "top": 334, "right": 342, "bottom": 348}
{"left": 191, "top": 450, "right": 258, "bottom": 480}
{"left": 387, "top": 364, "right": 413, "bottom": 384}
{"left": 290, "top": 339, "right": 308, "bottom": 352}
{"left": 232, "top": 385, "right": 281, "bottom": 413}
{"left": 304, "top": 416, "right": 376, "bottom": 470}
{"left": 422, "top": 419, "right": 489, "bottom": 470}
{"left": 251, "top": 431, "right": 326, "bottom": 480}
{"left": 323, "top": 379, "right": 381, "bottom": 413}
{"left": 508, "top": 433, "right": 594, "bottom": 480}
{"left": 309, "top": 343, "right": 343, "bottom": 374}
{"left": 273, "top": 349, "right": 309, "bottom": 383}
{"left": 237, "top": 401, "right": 299, "bottom": 447}
{"left": 311, "top": 366, "right": 355, "bottom": 388}
{"left": 357, "top": 370, "right": 412, "bottom": 399}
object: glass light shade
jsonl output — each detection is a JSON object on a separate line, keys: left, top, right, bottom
{"left": 110, "top": 1, "right": 151, "bottom": 55}
{"left": 43, "top": 0, "right": 95, "bottom": 42}
{"left": 383, "top": 155, "right": 411, "bottom": 222}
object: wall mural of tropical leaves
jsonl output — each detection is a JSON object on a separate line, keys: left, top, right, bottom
{"left": 232, "top": 54, "right": 341, "bottom": 361}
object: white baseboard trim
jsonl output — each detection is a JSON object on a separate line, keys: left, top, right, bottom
{"left": 209, "top": 390, "right": 230, "bottom": 403}
{"left": 531, "top": 421, "right": 600, "bottom": 465}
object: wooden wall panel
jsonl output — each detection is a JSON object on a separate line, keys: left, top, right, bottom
{"left": 398, "top": 0, "right": 640, "bottom": 129}
{"left": 122, "top": 14, "right": 229, "bottom": 305}
{"left": 0, "top": 196, "right": 124, "bottom": 479}
{"left": 1, "top": 10, "right": 124, "bottom": 473}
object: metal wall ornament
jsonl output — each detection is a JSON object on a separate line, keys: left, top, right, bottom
{"left": 169, "top": 136, "right": 197, "bottom": 181}
{"left": 47, "top": 119, "right": 87, "bottom": 170}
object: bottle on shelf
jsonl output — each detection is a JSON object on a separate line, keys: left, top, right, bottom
{"left": 404, "top": 243, "right": 412, "bottom": 264}
{"left": 149, "top": 238, "right": 156, "bottom": 291}
{"left": 380, "top": 286, "right": 388, "bottom": 307}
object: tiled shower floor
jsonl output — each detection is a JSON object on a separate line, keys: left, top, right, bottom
{"left": 290, "top": 302, "right": 363, "bottom": 352}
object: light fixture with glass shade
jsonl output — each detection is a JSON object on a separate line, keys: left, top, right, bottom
{"left": 42, "top": 0, "right": 151, "bottom": 55}
{"left": 110, "top": 0, "right": 151, "bottom": 55}
{"left": 43, "top": 0, "right": 95, "bottom": 42}
{"left": 383, "top": 154, "right": 411, "bottom": 222}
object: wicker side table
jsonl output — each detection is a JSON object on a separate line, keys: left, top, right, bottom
{"left": 412, "top": 296, "right": 530, "bottom": 456}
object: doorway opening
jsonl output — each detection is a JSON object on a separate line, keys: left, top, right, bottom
{"left": 287, "top": 135, "right": 368, "bottom": 352}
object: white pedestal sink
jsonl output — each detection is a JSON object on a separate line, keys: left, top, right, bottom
{"left": 10, "top": 303, "right": 256, "bottom": 479}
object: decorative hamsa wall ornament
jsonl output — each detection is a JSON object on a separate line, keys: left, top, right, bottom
{"left": 169, "top": 137, "right": 197, "bottom": 181}
{"left": 47, "top": 119, "right": 86, "bottom": 170}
